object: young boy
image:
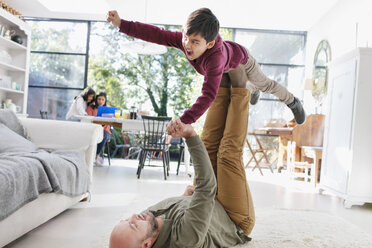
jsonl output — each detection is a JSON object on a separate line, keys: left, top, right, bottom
{"left": 107, "top": 8, "right": 305, "bottom": 125}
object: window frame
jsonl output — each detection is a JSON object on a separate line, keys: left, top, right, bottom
{"left": 25, "top": 17, "right": 91, "bottom": 92}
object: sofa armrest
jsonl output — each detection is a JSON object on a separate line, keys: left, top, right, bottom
{"left": 19, "top": 118, "right": 103, "bottom": 150}
{"left": 19, "top": 118, "right": 103, "bottom": 184}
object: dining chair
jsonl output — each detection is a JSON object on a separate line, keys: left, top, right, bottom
{"left": 40, "top": 110, "right": 48, "bottom": 119}
{"left": 101, "top": 127, "right": 129, "bottom": 166}
{"left": 137, "top": 115, "right": 172, "bottom": 180}
{"left": 103, "top": 129, "right": 142, "bottom": 166}
{"left": 245, "top": 133, "right": 275, "bottom": 176}
{"left": 103, "top": 141, "right": 111, "bottom": 166}
{"left": 110, "top": 128, "right": 131, "bottom": 158}
{"left": 287, "top": 141, "right": 315, "bottom": 183}
{"left": 124, "top": 132, "right": 142, "bottom": 159}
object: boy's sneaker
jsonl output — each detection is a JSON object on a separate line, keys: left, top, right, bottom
{"left": 287, "top": 97, "right": 306, "bottom": 125}
{"left": 250, "top": 90, "right": 260, "bottom": 105}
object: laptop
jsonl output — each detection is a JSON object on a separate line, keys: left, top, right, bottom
{"left": 96, "top": 106, "right": 117, "bottom": 117}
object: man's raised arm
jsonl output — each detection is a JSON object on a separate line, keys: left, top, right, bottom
{"left": 167, "top": 120, "right": 216, "bottom": 247}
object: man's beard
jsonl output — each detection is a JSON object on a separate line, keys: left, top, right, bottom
{"left": 144, "top": 211, "right": 159, "bottom": 238}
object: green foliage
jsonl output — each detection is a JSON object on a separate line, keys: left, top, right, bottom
{"left": 220, "top": 28, "right": 233, "bottom": 41}
{"left": 117, "top": 46, "right": 196, "bottom": 117}
{"left": 30, "top": 22, "right": 79, "bottom": 52}
{"left": 88, "top": 58, "right": 127, "bottom": 110}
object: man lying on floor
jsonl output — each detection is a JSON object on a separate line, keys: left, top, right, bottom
{"left": 110, "top": 118, "right": 254, "bottom": 247}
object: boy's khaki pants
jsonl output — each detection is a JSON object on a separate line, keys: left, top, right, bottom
{"left": 201, "top": 80, "right": 255, "bottom": 235}
{"left": 228, "top": 48, "right": 294, "bottom": 105}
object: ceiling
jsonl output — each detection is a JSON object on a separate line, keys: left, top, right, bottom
{"left": 6, "top": 0, "right": 340, "bottom": 31}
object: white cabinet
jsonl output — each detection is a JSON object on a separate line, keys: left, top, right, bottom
{"left": 0, "top": 8, "right": 31, "bottom": 116}
{"left": 320, "top": 48, "right": 372, "bottom": 208}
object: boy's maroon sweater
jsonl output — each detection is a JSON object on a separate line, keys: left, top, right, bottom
{"left": 120, "top": 20, "right": 248, "bottom": 124}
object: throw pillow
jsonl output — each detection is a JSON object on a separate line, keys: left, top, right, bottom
{"left": 0, "top": 109, "right": 27, "bottom": 138}
{"left": 0, "top": 123, "right": 37, "bottom": 153}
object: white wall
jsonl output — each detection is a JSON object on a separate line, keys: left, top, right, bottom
{"left": 305, "top": 0, "right": 372, "bottom": 78}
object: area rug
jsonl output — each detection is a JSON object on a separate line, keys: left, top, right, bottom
{"left": 99, "top": 207, "right": 372, "bottom": 248}
{"left": 232, "top": 209, "right": 372, "bottom": 248}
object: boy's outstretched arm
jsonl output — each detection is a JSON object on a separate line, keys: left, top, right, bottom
{"left": 106, "top": 10, "right": 183, "bottom": 50}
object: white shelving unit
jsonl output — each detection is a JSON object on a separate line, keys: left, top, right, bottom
{"left": 0, "top": 86, "right": 24, "bottom": 94}
{"left": 0, "top": 8, "right": 31, "bottom": 115}
{"left": 0, "top": 60, "right": 26, "bottom": 71}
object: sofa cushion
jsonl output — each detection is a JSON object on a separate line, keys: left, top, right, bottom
{"left": 0, "top": 109, "right": 26, "bottom": 138}
{"left": 0, "top": 123, "right": 37, "bottom": 153}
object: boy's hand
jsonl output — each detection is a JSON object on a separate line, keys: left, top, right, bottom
{"left": 166, "top": 118, "right": 196, "bottom": 139}
{"left": 107, "top": 10, "right": 121, "bottom": 28}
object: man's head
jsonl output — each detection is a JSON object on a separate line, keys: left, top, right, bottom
{"left": 110, "top": 212, "right": 160, "bottom": 248}
{"left": 182, "top": 8, "right": 220, "bottom": 60}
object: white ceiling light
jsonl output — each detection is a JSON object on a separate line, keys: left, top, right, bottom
{"left": 38, "top": 0, "right": 110, "bottom": 14}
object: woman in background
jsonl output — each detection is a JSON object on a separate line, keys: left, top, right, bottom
{"left": 87, "top": 92, "right": 111, "bottom": 166}
{"left": 65, "top": 87, "right": 95, "bottom": 120}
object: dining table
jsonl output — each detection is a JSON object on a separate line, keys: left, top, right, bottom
{"left": 73, "top": 115, "right": 191, "bottom": 173}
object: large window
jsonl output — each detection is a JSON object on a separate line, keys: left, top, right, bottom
{"left": 26, "top": 19, "right": 89, "bottom": 119}
{"left": 234, "top": 29, "right": 306, "bottom": 131}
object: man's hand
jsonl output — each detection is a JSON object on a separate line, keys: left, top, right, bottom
{"left": 107, "top": 10, "right": 121, "bottom": 28}
{"left": 183, "top": 185, "right": 195, "bottom": 196}
{"left": 166, "top": 118, "right": 196, "bottom": 139}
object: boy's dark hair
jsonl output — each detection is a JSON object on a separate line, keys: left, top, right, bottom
{"left": 93, "top": 92, "right": 107, "bottom": 109}
{"left": 185, "top": 8, "right": 219, "bottom": 43}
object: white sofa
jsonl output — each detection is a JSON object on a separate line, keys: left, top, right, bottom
{"left": 0, "top": 118, "right": 103, "bottom": 247}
